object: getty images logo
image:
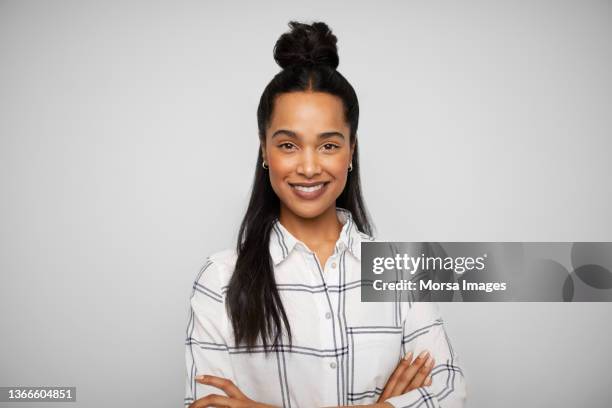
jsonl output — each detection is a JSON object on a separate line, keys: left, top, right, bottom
{"left": 371, "top": 253, "right": 488, "bottom": 275}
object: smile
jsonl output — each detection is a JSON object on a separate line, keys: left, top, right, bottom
{"left": 288, "top": 182, "right": 330, "bottom": 200}
{"left": 293, "top": 184, "right": 325, "bottom": 192}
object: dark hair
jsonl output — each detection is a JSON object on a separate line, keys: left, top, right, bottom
{"left": 226, "top": 21, "right": 374, "bottom": 352}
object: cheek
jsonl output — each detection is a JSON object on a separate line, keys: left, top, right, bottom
{"left": 268, "top": 151, "right": 293, "bottom": 172}
{"left": 267, "top": 159, "right": 292, "bottom": 192}
{"left": 269, "top": 172, "right": 287, "bottom": 193}
{"left": 327, "top": 158, "right": 350, "bottom": 179}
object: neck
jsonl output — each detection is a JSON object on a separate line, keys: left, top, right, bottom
{"left": 278, "top": 205, "right": 343, "bottom": 248}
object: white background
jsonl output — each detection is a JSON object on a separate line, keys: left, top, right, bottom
{"left": 1, "top": 0, "right": 611, "bottom": 406}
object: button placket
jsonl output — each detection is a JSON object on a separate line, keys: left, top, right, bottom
{"left": 311, "top": 252, "right": 342, "bottom": 378}
{"left": 322, "top": 256, "right": 338, "bottom": 325}
{"left": 306, "top": 250, "right": 337, "bottom": 371}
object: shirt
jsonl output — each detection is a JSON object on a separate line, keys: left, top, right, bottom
{"left": 185, "top": 207, "right": 467, "bottom": 407}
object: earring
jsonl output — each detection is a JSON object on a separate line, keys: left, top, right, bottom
{"left": 348, "top": 162, "right": 353, "bottom": 172}
{"left": 262, "top": 161, "right": 269, "bottom": 170}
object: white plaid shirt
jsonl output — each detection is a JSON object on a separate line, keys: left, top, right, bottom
{"left": 185, "top": 208, "right": 467, "bottom": 407}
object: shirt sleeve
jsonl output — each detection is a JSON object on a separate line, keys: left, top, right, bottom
{"left": 384, "top": 301, "right": 467, "bottom": 408}
{"left": 184, "top": 258, "right": 237, "bottom": 407}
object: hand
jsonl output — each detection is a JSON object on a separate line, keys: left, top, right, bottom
{"left": 377, "top": 350, "right": 435, "bottom": 402}
{"left": 189, "top": 375, "right": 279, "bottom": 408}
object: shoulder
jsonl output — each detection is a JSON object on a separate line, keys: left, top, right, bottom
{"left": 357, "top": 231, "right": 376, "bottom": 242}
{"left": 191, "top": 248, "right": 237, "bottom": 299}
{"left": 208, "top": 248, "right": 238, "bottom": 273}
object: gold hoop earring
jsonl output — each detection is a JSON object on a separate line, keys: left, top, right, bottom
{"left": 348, "top": 162, "right": 353, "bottom": 172}
{"left": 262, "top": 161, "right": 269, "bottom": 170}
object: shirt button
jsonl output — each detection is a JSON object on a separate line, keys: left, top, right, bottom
{"left": 331, "top": 262, "right": 337, "bottom": 268}
{"left": 325, "top": 312, "right": 332, "bottom": 319}
{"left": 330, "top": 362, "right": 337, "bottom": 369}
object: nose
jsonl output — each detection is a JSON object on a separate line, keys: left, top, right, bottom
{"left": 296, "top": 149, "right": 322, "bottom": 178}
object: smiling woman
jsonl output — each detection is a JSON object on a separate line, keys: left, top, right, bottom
{"left": 185, "top": 21, "right": 467, "bottom": 408}
{"left": 263, "top": 91, "right": 354, "bottom": 230}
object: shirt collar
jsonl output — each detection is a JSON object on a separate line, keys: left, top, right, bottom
{"left": 269, "top": 207, "right": 365, "bottom": 266}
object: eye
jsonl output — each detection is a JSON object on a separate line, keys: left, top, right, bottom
{"left": 278, "top": 142, "right": 296, "bottom": 151}
{"left": 322, "top": 143, "right": 340, "bottom": 151}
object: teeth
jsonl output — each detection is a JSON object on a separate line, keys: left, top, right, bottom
{"left": 293, "top": 183, "right": 324, "bottom": 192}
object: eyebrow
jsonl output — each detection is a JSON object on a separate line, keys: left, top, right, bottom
{"left": 271, "top": 129, "right": 345, "bottom": 140}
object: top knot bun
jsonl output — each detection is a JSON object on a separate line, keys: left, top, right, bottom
{"left": 273, "top": 21, "right": 339, "bottom": 70}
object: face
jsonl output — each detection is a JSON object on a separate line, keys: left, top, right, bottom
{"left": 261, "top": 91, "right": 354, "bottom": 220}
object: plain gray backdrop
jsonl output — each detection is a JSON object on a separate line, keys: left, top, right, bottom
{"left": 1, "top": 0, "right": 611, "bottom": 407}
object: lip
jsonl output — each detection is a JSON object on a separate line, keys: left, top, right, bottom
{"left": 288, "top": 181, "right": 329, "bottom": 187}
{"left": 288, "top": 181, "right": 330, "bottom": 200}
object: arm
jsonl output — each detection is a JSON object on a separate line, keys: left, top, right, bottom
{"left": 383, "top": 302, "right": 467, "bottom": 408}
{"left": 185, "top": 258, "right": 237, "bottom": 407}
{"left": 329, "top": 404, "right": 394, "bottom": 408}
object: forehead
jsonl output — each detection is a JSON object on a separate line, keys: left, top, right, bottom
{"left": 268, "top": 91, "right": 347, "bottom": 134}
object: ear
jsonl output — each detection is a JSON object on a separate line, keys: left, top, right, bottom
{"left": 260, "top": 142, "right": 267, "bottom": 162}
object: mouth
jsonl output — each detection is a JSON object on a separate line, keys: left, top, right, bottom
{"left": 289, "top": 181, "right": 329, "bottom": 191}
{"left": 288, "top": 181, "right": 330, "bottom": 199}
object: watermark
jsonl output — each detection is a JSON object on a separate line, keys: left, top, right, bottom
{"left": 361, "top": 242, "right": 612, "bottom": 302}
{"left": 0, "top": 387, "right": 76, "bottom": 402}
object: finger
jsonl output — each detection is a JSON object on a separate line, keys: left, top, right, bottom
{"left": 406, "top": 356, "right": 435, "bottom": 391}
{"left": 195, "top": 375, "right": 247, "bottom": 399}
{"left": 424, "top": 375, "right": 433, "bottom": 387}
{"left": 188, "top": 393, "right": 236, "bottom": 408}
{"left": 378, "top": 351, "right": 413, "bottom": 402}
{"left": 406, "top": 356, "right": 434, "bottom": 390}
{"left": 389, "top": 350, "right": 430, "bottom": 396}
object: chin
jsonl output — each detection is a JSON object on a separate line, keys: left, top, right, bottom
{"left": 285, "top": 200, "right": 333, "bottom": 220}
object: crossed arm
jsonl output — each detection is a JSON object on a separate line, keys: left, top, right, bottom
{"left": 188, "top": 350, "right": 435, "bottom": 408}
{"left": 185, "top": 261, "right": 466, "bottom": 408}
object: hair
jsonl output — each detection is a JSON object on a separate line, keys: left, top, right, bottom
{"left": 226, "top": 21, "right": 374, "bottom": 353}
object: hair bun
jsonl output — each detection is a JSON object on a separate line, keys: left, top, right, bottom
{"left": 273, "top": 21, "right": 339, "bottom": 70}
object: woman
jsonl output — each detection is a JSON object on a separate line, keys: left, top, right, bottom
{"left": 185, "top": 21, "right": 466, "bottom": 408}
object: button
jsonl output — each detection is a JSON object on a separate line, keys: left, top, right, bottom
{"left": 329, "top": 362, "right": 337, "bottom": 369}
{"left": 325, "top": 312, "right": 332, "bottom": 319}
{"left": 331, "top": 262, "right": 337, "bottom": 268}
